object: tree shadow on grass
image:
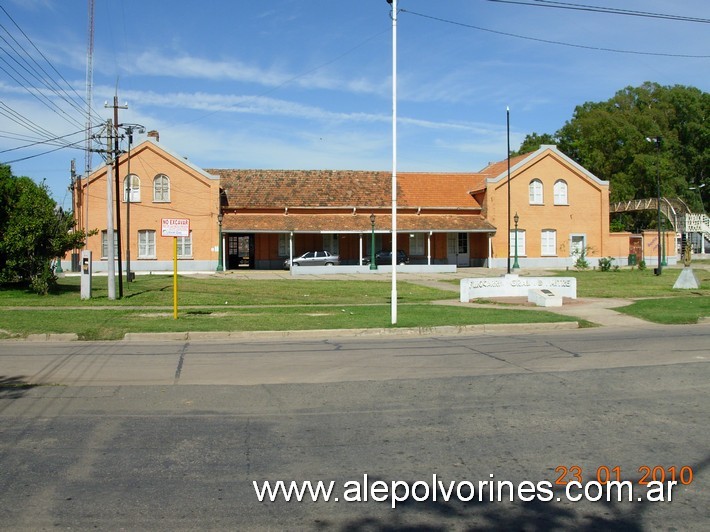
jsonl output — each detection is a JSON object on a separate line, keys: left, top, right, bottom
{"left": 0, "top": 376, "right": 38, "bottom": 399}
{"left": 49, "top": 282, "right": 80, "bottom": 296}
{"left": 123, "top": 289, "right": 150, "bottom": 299}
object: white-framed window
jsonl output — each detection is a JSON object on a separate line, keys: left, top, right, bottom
{"left": 410, "top": 233, "right": 425, "bottom": 255}
{"left": 101, "top": 230, "right": 117, "bottom": 259}
{"left": 177, "top": 232, "right": 192, "bottom": 258}
{"left": 529, "top": 179, "right": 543, "bottom": 205}
{"left": 123, "top": 174, "right": 140, "bottom": 203}
{"left": 153, "top": 174, "right": 170, "bottom": 202}
{"left": 541, "top": 229, "right": 557, "bottom": 256}
{"left": 323, "top": 234, "right": 339, "bottom": 255}
{"left": 278, "top": 234, "right": 289, "bottom": 257}
{"left": 509, "top": 229, "right": 526, "bottom": 257}
{"left": 138, "top": 230, "right": 156, "bottom": 258}
{"left": 553, "top": 180, "right": 568, "bottom": 205}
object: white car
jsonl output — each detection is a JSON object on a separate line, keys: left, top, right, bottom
{"left": 285, "top": 250, "right": 340, "bottom": 268}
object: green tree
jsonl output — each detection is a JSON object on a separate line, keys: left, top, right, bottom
{"left": 0, "top": 164, "right": 88, "bottom": 294}
{"left": 511, "top": 132, "right": 558, "bottom": 157}
{"left": 556, "top": 82, "right": 709, "bottom": 215}
{"left": 514, "top": 83, "right": 709, "bottom": 228}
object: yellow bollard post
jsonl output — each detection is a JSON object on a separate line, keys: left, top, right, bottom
{"left": 173, "top": 236, "right": 178, "bottom": 319}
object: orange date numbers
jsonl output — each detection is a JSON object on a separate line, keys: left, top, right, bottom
{"left": 554, "top": 465, "right": 693, "bottom": 486}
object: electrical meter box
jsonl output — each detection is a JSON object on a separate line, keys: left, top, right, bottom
{"left": 80, "top": 250, "right": 92, "bottom": 300}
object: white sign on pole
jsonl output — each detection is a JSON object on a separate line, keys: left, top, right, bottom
{"left": 161, "top": 218, "right": 190, "bottom": 237}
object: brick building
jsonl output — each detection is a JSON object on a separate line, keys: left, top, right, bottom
{"left": 71, "top": 140, "right": 673, "bottom": 272}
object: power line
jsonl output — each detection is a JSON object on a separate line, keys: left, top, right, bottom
{"left": 487, "top": 0, "right": 710, "bottom": 24}
{"left": 0, "top": 52, "right": 85, "bottom": 131}
{"left": 1, "top": 137, "right": 86, "bottom": 165}
{"left": 0, "top": 5, "right": 103, "bottom": 123}
{"left": 0, "top": 3, "right": 106, "bottom": 168}
{"left": 0, "top": 101, "right": 61, "bottom": 142}
{"left": 401, "top": 9, "right": 710, "bottom": 58}
{"left": 0, "top": 126, "right": 96, "bottom": 155}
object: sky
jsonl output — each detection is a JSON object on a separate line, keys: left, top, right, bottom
{"left": 1, "top": 0, "right": 708, "bottom": 210}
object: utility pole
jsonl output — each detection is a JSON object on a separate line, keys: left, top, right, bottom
{"left": 107, "top": 96, "right": 128, "bottom": 297}
{"left": 105, "top": 119, "right": 116, "bottom": 300}
{"left": 70, "top": 159, "right": 78, "bottom": 272}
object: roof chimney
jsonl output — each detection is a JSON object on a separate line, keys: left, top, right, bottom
{"left": 147, "top": 130, "right": 159, "bottom": 142}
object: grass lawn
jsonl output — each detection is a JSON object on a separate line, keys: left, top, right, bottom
{"left": 0, "top": 275, "right": 448, "bottom": 307}
{"left": 554, "top": 267, "right": 710, "bottom": 298}
{"left": 0, "top": 275, "right": 573, "bottom": 340}
{"left": 0, "top": 304, "right": 572, "bottom": 341}
{"left": 616, "top": 297, "right": 710, "bottom": 325}
{"left": 0, "top": 267, "right": 707, "bottom": 339}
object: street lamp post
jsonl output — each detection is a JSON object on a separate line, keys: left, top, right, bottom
{"left": 647, "top": 136, "right": 662, "bottom": 275}
{"left": 216, "top": 213, "right": 224, "bottom": 272}
{"left": 513, "top": 212, "right": 520, "bottom": 270}
{"left": 121, "top": 124, "right": 144, "bottom": 283}
{"left": 54, "top": 205, "right": 64, "bottom": 274}
{"left": 369, "top": 213, "right": 378, "bottom": 270}
{"left": 689, "top": 183, "right": 706, "bottom": 213}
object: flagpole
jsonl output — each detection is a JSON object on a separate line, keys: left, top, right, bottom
{"left": 507, "top": 106, "right": 511, "bottom": 275}
{"left": 390, "top": 0, "right": 398, "bottom": 325}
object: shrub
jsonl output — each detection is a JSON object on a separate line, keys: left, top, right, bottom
{"left": 598, "top": 256, "right": 615, "bottom": 272}
{"left": 572, "top": 246, "right": 591, "bottom": 270}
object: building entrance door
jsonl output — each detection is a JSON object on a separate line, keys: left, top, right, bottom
{"left": 447, "top": 233, "right": 469, "bottom": 266}
{"left": 570, "top": 235, "right": 586, "bottom": 258}
{"left": 629, "top": 235, "right": 643, "bottom": 264}
{"left": 227, "top": 234, "right": 254, "bottom": 269}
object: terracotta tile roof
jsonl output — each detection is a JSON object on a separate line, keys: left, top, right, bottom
{"left": 221, "top": 212, "right": 496, "bottom": 233}
{"left": 208, "top": 169, "right": 391, "bottom": 208}
{"left": 475, "top": 152, "right": 531, "bottom": 179}
{"left": 207, "top": 169, "right": 485, "bottom": 210}
{"left": 398, "top": 173, "right": 485, "bottom": 208}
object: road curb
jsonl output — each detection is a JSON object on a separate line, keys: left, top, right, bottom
{"left": 25, "top": 333, "right": 79, "bottom": 342}
{"left": 121, "top": 321, "right": 579, "bottom": 342}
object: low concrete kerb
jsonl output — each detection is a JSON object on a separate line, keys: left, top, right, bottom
{"left": 0, "top": 322, "right": 578, "bottom": 342}
{"left": 121, "top": 321, "right": 579, "bottom": 342}
{"left": 25, "top": 333, "right": 79, "bottom": 342}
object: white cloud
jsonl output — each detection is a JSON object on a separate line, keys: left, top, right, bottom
{"left": 93, "top": 84, "right": 504, "bottom": 136}
{"left": 125, "top": 50, "right": 387, "bottom": 96}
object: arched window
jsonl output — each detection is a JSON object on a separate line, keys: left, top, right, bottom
{"left": 123, "top": 174, "right": 140, "bottom": 202}
{"left": 554, "top": 179, "right": 568, "bottom": 205}
{"left": 153, "top": 174, "right": 170, "bottom": 202}
{"left": 529, "top": 179, "right": 543, "bottom": 205}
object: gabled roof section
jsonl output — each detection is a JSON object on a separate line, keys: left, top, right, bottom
{"left": 210, "top": 169, "right": 485, "bottom": 209}
{"left": 476, "top": 153, "right": 530, "bottom": 180}
{"left": 484, "top": 145, "right": 609, "bottom": 186}
{"left": 84, "top": 138, "right": 219, "bottom": 183}
{"left": 122, "top": 139, "right": 219, "bottom": 181}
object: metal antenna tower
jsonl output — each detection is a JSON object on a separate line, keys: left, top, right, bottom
{"left": 84, "top": 0, "right": 95, "bottom": 231}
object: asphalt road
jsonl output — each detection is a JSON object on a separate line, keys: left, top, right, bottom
{"left": 0, "top": 325, "right": 708, "bottom": 530}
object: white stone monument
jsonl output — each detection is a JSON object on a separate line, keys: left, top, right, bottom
{"left": 460, "top": 274, "right": 577, "bottom": 303}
